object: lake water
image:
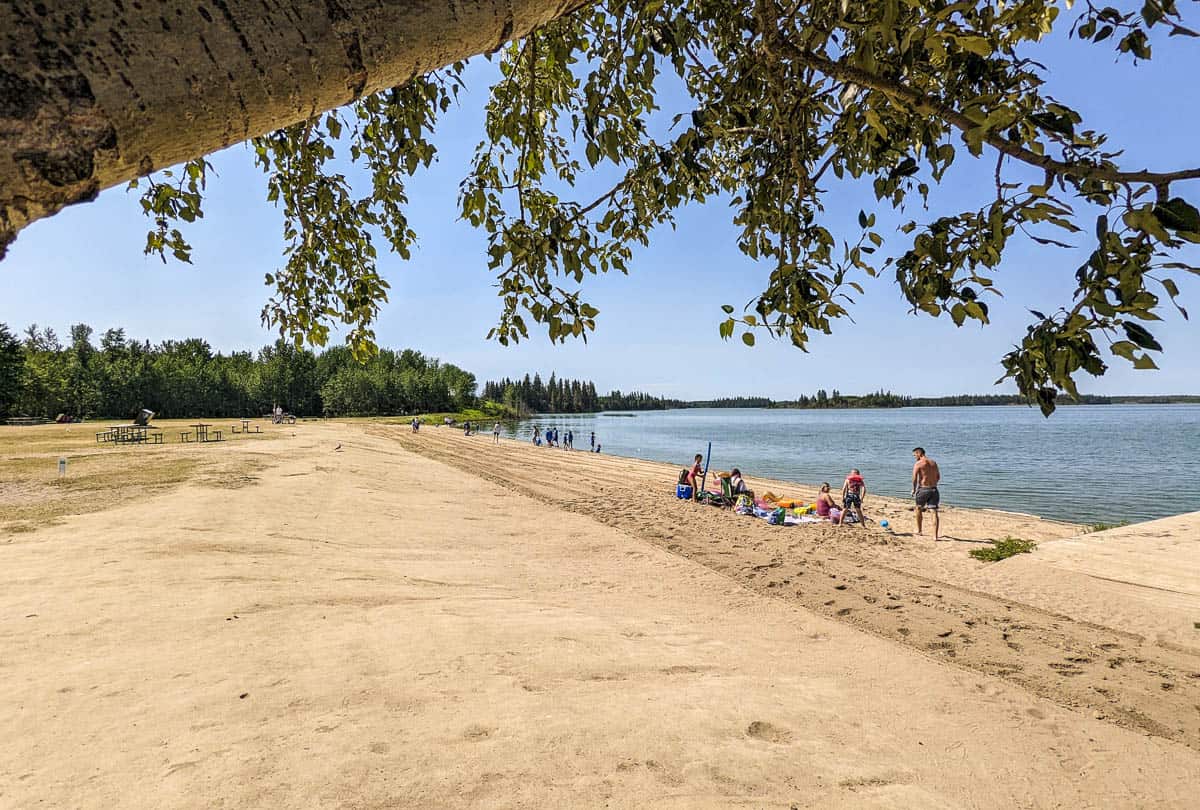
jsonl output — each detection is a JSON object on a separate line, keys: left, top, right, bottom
{"left": 508, "top": 405, "right": 1200, "bottom": 524}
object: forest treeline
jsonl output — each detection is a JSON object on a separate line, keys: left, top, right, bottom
{"left": 0, "top": 322, "right": 478, "bottom": 419}
{"left": 483, "top": 374, "right": 1200, "bottom": 414}
{"left": 481, "top": 375, "right": 685, "bottom": 414}
{"left": 4, "top": 323, "right": 1194, "bottom": 421}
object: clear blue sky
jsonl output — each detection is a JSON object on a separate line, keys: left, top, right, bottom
{"left": 3, "top": 24, "right": 1198, "bottom": 399}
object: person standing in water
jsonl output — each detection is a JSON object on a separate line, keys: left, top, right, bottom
{"left": 911, "top": 447, "right": 941, "bottom": 540}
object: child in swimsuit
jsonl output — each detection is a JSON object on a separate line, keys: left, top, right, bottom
{"left": 686, "top": 454, "right": 703, "bottom": 501}
{"left": 842, "top": 469, "right": 866, "bottom": 526}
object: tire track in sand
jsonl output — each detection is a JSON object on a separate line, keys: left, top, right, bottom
{"left": 381, "top": 425, "right": 1200, "bottom": 751}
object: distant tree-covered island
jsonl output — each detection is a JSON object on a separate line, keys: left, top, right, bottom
{"left": 483, "top": 374, "right": 1200, "bottom": 414}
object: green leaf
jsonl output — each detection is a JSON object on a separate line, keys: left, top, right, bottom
{"left": 741, "top": 332, "right": 755, "bottom": 347}
{"left": 1109, "top": 340, "right": 1137, "bottom": 361}
{"left": 1122, "top": 321, "right": 1163, "bottom": 351}
{"left": 1154, "top": 198, "right": 1200, "bottom": 234}
{"left": 955, "top": 36, "right": 993, "bottom": 57}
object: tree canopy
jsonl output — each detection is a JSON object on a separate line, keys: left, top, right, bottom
{"left": 0, "top": 323, "right": 478, "bottom": 419}
{"left": 9, "top": 1, "right": 1200, "bottom": 414}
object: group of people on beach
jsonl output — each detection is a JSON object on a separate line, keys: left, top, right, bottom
{"left": 429, "top": 419, "right": 604, "bottom": 454}
{"left": 681, "top": 446, "right": 942, "bottom": 540}
{"left": 530, "top": 426, "right": 601, "bottom": 453}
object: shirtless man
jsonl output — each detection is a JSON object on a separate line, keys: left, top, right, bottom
{"left": 911, "top": 447, "right": 941, "bottom": 541}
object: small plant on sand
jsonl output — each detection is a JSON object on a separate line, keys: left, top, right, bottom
{"left": 1084, "top": 520, "right": 1130, "bottom": 534}
{"left": 970, "top": 537, "right": 1037, "bottom": 563}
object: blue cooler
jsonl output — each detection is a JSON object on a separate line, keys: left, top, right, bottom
{"left": 676, "top": 484, "right": 693, "bottom": 499}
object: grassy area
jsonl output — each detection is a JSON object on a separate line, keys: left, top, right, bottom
{"left": 0, "top": 418, "right": 280, "bottom": 535}
{"left": 1083, "top": 520, "right": 1130, "bottom": 533}
{"left": 363, "top": 402, "right": 522, "bottom": 426}
{"left": 969, "top": 537, "right": 1038, "bottom": 562}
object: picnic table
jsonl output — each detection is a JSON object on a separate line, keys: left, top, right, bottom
{"left": 191, "top": 423, "right": 212, "bottom": 442}
{"left": 113, "top": 425, "right": 148, "bottom": 443}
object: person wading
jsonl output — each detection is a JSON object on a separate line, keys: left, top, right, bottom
{"left": 911, "top": 447, "right": 942, "bottom": 541}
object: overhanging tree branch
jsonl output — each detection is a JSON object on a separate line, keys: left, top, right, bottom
{"left": 765, "top": 34, "right": 1200, "bottom": 189}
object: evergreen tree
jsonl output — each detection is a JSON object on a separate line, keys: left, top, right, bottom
{"left": 0, "top": 322, "right": 23, "bottom": 418}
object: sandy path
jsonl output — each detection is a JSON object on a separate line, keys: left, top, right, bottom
{"left": 390, "top": 426, "right": 1200, "bottom": 751}
{"left": 2, "top": 422, "right": 1198, "bottom": 808}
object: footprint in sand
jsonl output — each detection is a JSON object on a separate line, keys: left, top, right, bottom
{"left": 746, "top": 721, "right": 792, "bottom": 744}
{"left": 927, "top": 641, "right": 956, "bottom": 657}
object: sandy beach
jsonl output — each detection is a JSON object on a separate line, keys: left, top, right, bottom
{"left": 2, "top": 420, "right": 1198, "bottom": 807}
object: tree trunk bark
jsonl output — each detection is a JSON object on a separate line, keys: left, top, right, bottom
{"left": 0, "top": 0, "right": 587, "bottom": 259}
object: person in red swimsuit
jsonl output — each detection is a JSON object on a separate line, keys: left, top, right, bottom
{"left": 816, "top": 483, "right": 839, "bottom": 519}
{"left": 842, "top": 469, "right": 867, "bottom": 527}
{"left": 685, "top": 453, "right": 703, "bottom": 501}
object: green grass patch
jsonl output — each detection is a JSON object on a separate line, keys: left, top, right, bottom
{"left": 403, "top": 402, "right": 522, "bottom": 424}
{"left": 1083, "top": 520, "right": 1130, "bottom": 533}
{"left": 969, "top": 537, "right": 1037, "bottom": 562}
{"left": 0, "top": 418, "right": 281, "bottom": 535}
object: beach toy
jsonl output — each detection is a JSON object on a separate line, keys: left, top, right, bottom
{"left": 880, "top": 520, "right": 889, "bottom": 528}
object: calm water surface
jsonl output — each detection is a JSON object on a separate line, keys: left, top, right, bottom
{"left": 509, "top": 405, "right": 1200, "bottom": 524}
